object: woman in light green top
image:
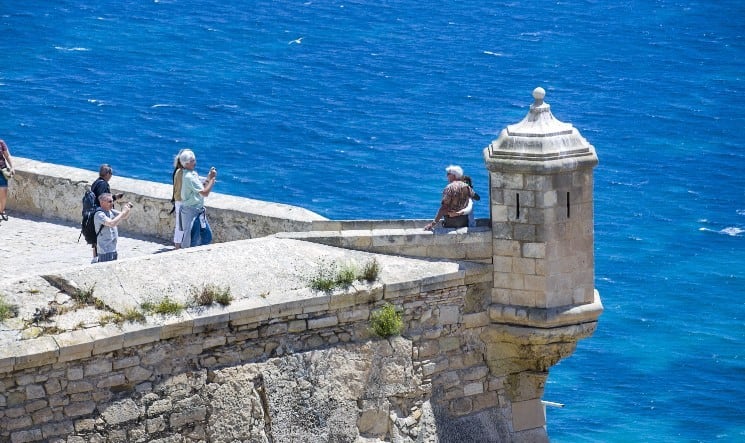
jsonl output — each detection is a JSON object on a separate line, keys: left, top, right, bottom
{"left": 178, "top": 149, "right": 217, "bottom": 248}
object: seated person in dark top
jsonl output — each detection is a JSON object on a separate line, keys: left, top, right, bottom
{"left": 424, "top": 165, "right": 474, "bottom": 230}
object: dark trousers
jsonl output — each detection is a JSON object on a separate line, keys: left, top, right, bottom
{"left": 443, "top": 215, "right": 469, "bottom": 228}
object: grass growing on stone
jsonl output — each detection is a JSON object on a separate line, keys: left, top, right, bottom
{"left": 309, "top": 258, "right": 382, "bottom": 292}
{"left": 370, "top": 303, "right": 404, "bottom": 338}
{"left": 360, "top": 258, "right": 381, "bottom": 282}
{"left": 141, "top": 298, "right": 185, "bottom": 316}
{"left": 100, "top": 308, "right": 147, "bottom": 326}
{"left": 191, "top": 283, "right": 233, "bottom": 307}
{"left": 0, "top": 294, "right": 19, "bottom": 321}
{"left": 336, "top": 263, "right": 358, "bottom": 288}
{"left": 72, "top": 284, "right": 97, "bottom": 305}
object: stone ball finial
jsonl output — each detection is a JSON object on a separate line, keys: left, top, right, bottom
{"left": 533, "top": 87, "right": 546, "bottom": 101}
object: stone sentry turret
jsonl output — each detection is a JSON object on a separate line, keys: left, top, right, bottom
{"left": 481, "top": 87, "right": 603, "bottom": 439}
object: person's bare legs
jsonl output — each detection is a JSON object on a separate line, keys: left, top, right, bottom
{"left": 0, "top": 186, "right": 8, "bottom": 219}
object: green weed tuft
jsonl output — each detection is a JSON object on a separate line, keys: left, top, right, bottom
{"left": 0, "top": 294, "right": 18, "bottom": 321}
{"left": 191, "top": 284, "right": 233, "bottom": 307}
{"left": 308, "top": 258, "right": 382, "bottom": 292}
{"left": 141, "top": 298, "right": 185, "bottom": 316}
{"left": 370, "top": 303, "right": 404, "bottom": 338}
{"left": 360, "top": 258, "right": 381, "bottom": 282}
{"left": 72, "top": 285, "right": 96, "bottom": 305}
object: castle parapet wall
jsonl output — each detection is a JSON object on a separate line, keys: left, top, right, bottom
{"left": 7, "top": 157, "right": 328, "bottom": 242}
{"left": 0, "top": 241, "right": 511, "bottom": 442}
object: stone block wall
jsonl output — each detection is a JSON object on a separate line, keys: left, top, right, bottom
{"left": 488, "top": 169, "right": 595, "bottom": 309}
{"left": 0, "top": 265, "right": 527, "bottom": 442}
{"left": 7, "top": 157, "right": 328, "bottom": 243}
{"left": 278, "top": 224, "right": 493, "bottom": 263}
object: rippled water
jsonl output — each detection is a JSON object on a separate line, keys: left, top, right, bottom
{"left": 1, "top": 1, "right": 743, "bottom": 440}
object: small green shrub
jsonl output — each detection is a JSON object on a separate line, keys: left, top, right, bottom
{"left": 0, "top": 295, "right": 18, "bottom": 321}
{"left": 141, "top": 298, "right": 185, "bottom": 316}
{"left": 370, "top": 303, "right": 404, "bottom": 338}
{"left": 309, "top": 260, "right": 338, "bottom": 292}
{"left": 191, "top": 284, "right": 233, "bottom": 306}
{"left": 335, "top": 263, "right": 358, "bottom": 288}
{"left": 309, "top": 259, "right": 382, "bottom": 292}
{"left": 360, "top": 258, "right": 381, "bottom": 282}
{"left": 72, "top": 285, "right": 96, "bottom": 305}
{"left": 122, "top": 308, "right": 146, "bottom": 323}
{"left": 98, "top": 313, "right": 120, "bottom": 326}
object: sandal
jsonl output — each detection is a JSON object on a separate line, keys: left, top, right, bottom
{"left": 1, "top": 212, "right": 7, "bottom": 221}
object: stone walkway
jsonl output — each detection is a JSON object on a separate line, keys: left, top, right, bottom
{"left": 0, "top": 212, "right": 171, "bottom": 281}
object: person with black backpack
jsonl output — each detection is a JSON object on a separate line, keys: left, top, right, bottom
{"left": 85, "top": 164, "right": 124, "bottom": 259}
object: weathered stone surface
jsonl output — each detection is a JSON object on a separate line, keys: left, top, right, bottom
{"left": 205, "top": 367, "right": 267, "bottom": 443}
{"left": 100, "top": 398, "right": 141, "bottom": 425}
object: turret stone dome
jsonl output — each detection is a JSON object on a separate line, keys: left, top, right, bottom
{"left": 484, "top": 87, "right": 598, "bottom": 173}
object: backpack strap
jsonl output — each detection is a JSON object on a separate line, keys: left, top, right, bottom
{"left": 94, "top": 209, "right": 106, "bottom": 238}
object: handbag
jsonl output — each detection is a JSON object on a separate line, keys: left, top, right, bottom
{"left": 1, "top": 167, "right": 11, "bottom": 180}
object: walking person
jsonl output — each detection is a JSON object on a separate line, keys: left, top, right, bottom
{"left": 178, "top": 150, "right": 217, "bottom": 248}
{"left": 93, "top": 193, "right": 132, "bottom": 263}
{"left": 0, "top": 139, "right": 16, "bottom": 222}
{"left": 171, "top": 150, "right": 185, "bottom": 249}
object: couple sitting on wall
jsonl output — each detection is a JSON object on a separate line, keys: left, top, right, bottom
{"left": 424, "top": 165, "right": 479, "bottom": 231}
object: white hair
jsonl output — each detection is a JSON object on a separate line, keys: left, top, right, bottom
{"left": 178, "top": 149, "right": 195, "bottom": 165}
{"left": 174, "top": 149, "right": 187, "bottom": 168}
{"left": 445, "top": 165, "right": 463, "bottom": 179}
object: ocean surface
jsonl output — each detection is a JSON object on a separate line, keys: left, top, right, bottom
{"left": 1, "top": 1, "right": 743, "bottom": 441}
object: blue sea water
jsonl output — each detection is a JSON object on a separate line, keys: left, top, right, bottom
{"left": 1, "top": 1, "right": 744, "bottom": 441}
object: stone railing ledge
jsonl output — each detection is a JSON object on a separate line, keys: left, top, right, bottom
{"left": 55, "top": 328, "right": 95, "bottom": 363}
{"left": 10, "top": 335, "right": 59, "bottom": 371}
{"left": 120, "top": 322, "right": 162, "bottom": 348}
{"left": 420, "top": 270, "right": 466, "bottom": 293}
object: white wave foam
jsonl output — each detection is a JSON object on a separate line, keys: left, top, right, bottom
{"left": 699, "top": 226, "right": 743, "bottom": 236}
{"left": 737, "top": 209, "right": 745, "bottom": 216}
{"left": 483, "top": 50, "right": 503, "bottom": 57}
{"left": 720, "top": 227, "right": 743, "bottom": 236}
{"left": 54, "top": 46, "right": 90, "bottom": 52}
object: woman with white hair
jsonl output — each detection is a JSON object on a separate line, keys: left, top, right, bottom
{"left": 178, "top": 149, "right": 217, "bottom": 248}
{"left": 424, "top": 164, "right": 473, "bottom": 230}
{"left": 171, "top": 150, "right": 185, "bottom": 249}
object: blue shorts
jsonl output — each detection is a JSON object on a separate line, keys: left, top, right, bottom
{"left": 0, "top": 173, "right": 7, "bottom": 187}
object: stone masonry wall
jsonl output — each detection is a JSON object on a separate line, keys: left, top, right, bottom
{"left": 7, "top": 157, "right": 328, "bottom": 243}
{"left": 0, "top": 267, "right": 516, "bottom": 443}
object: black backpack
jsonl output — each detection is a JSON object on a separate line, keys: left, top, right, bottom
{"left": 79, "top": 189, "right": 104, "bottom": 244}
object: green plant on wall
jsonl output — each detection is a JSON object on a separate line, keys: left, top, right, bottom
{"left": 0, "top": 294, "right": 19, "bottom": 321}
{"left": 141, "top": 297, "right": 185, "bottom": 316}
{"left": 72, "top": 284, "right": 97, "bottom": 306}
{"left": 190, "top": 283, "right": 233, "bottom": 306}
{"left": 308, "top": 258, "right": 382, "bottom": 293}
{"left": 360, "top": 258, "right": 380, "bottom": 282}
{"left": 370, "top": 303, "right": 404, "bottom": 338}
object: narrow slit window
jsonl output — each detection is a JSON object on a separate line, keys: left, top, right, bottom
{"left": 516, "top": 193, "right": 520, "bottom": 219}
{"left": 566, "top": 192, "right": 571, "bottom": 218}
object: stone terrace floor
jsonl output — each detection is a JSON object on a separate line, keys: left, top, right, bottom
{"left": 0, "top": 212, "right": 172, "bottom": 280}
